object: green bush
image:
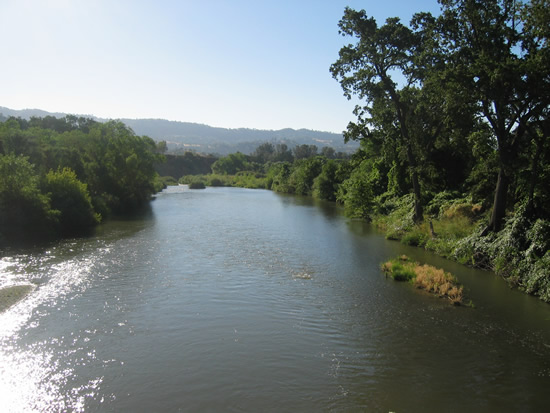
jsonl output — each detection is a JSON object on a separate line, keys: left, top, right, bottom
{"left": 188, "top": 181, "right": 206, "bottom": 189}
{"left": 313, "top": 160, "right": 339, "bottom": 201}
{"left": 45, "top": 168, "right": 101, "bottom": 235}
{"left": 211, "top": 152, "right": 252, "bottom": 175}
{"left": 268, "top": 162, "right": 294, "bottom": 193}
{"left": 372, "top": 193, "right": 416, "bottom": 238}
{"left": 288, "top": 157, "right": 324, "bottom": 196}
{"left": 232, "top": 171, "right": 267, "bottom": 189}
{"left": 158, "top": 176, "right": 178, "bottom": 186}
{"left": 401, "top": 228, "right": 427, "bottom": 247}
{"left": 425, "top": 191, "right": 463, "bottom": 216}
{"left": 208, "top": 177, "right": 224, "bottom": 187}
{"left": 0, "top": 154, "right": 58, "bottom": 243}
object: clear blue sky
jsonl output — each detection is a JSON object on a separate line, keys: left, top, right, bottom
{"left": 1, "top": 0, "right": 441, "bottom": 133}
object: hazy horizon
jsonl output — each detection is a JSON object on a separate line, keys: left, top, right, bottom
{"left": 1, "top": 0, "right": 441, "bottom": 134}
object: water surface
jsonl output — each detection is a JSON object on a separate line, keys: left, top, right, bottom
{"left": 1, "top": 186, "right": 549, "bottom": 412}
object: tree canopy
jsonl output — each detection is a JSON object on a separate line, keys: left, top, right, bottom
{"left": 331, "top": 0, "right": 550, "bottom": 231}
{"left": 0, "top": 116, "right": 164, "bottom": 244}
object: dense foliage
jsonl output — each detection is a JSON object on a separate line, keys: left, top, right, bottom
{"left": 326, "top": 0, "right": 550, "bottom": 302}
{"left": 2, "top": 0, "right": 548, "bottom": 302}
{"left": 154, "top": 152, "right": 216, "bottom": 179}
{"left": 0, "top": 116, "right": 164, "bottom": 245}
{"left": 176, "top": 0, "right": 550, "bottom": 303}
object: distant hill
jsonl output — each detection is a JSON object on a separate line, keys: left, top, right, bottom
{"left": 0, "top": 106, "right": 358, "bottom": 155}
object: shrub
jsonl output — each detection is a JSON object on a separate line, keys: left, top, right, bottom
{"left": 189, "top": 181, "right": 206, "bottom": 189}
{"left": 45, "top": 167, "right": 101, "bottom": 235}
{"left": 401, "top": 225, "right": 429, "bottom": 247}
{"left": 180, "top": 175, "right": 208, "bottom": 188}
{"left": 372, "top": 193, "right": 416, "bottom": 238}
{"left": 208, "top": 177, "right": 224, "bottom": 187}
{"left": 451, "top": 202, "right": 550, "bottom": 303}
{"left": 0, "top": 154, "right": 58, "bottom": 243}
{"left": 312, "top": 160, "right": 339, "bottom": 201}
{"left": 232, "top": 171, "right": 267, "bottom": 189}
{"left": 425, "top": 192, "right": 482, "bottom": 221}
{"left": 159, "top": 176, "right": 178, "bottom": 186}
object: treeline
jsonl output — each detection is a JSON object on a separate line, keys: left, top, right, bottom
{"left": 178, "top": 142, "right": 351, "bottom": 192}
{"left": 327, "top": 0, "right": 550, "bottom": 302}
{"left": 180, "top": 0, "right": 550, "bottom": 302}
{"left": 154, "top": 152, "right": 217, "bottom": 180}
{"left": 0, "top": 115, "right": 164, "bottom": 244}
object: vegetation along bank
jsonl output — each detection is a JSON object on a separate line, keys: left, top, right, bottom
{"left": 2, "top": 1, "right": 548, "bottom": 304}
{"left": 0, "top": 116, "right": 165, "bottom": 246}
{"left": 175, "top": 0, "right": 550, "bottom": 303}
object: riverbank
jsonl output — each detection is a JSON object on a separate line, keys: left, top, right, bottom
{"left": 371, "top": 194, "right": 550, "bottom": 303}
{"left": 173, "top": 175, "right": 550, "bottom": 304}
{"left": 0, "top": 284, "right": 34, "bottom": 312}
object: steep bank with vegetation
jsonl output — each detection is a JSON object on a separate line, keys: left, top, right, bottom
{"left": 179, "top": 143, "right": 550, "bottom": 303}
{"left": 0, "top": 116, "right": 165, "bottom": 245}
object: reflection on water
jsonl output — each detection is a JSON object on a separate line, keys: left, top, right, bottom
{"left": 1, "top": 186, "right": 550, "bottom": 412}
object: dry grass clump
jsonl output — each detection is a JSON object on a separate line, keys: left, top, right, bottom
{"left": 413, "top": 264, "right": 463, "bottom": 305}
{"left": 381, "top": 261, "right": 393, "bottom": 273}
{"left": 442, "top": 202, "right": 482, "bottom": 221}
{"left": 382, "top": 256, "right": 464, "bottom": 305}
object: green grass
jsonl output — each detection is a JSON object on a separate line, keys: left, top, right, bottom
{"left": 372, "top": 194, "right": 481, "bottom": 259}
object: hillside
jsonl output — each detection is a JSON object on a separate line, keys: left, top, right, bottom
{"left": 0, "top": 106, "right": 357, "bottom": 155}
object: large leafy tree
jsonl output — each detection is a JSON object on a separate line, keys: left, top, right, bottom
{"left": 211, "top": 152, "right": 252, "bottom": 175}
{"left": 520, "top": 0, "right": 550, "bottom": 214}
{"left": 0, "top": 116, "right": 163, "bottom": 244}
{"left": 431, "top": 0, "right": 546, "bottom": 232}
{"left": 81, "top": 121, "right": 161, "bottom": 214}
{"left": 330, "top": 9, "right": 437, "bottom": 222}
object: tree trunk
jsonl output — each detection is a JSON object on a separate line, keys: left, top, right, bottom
{"left": 484, "top": 165, "right": 510, "bottom": 234}
{"left": 406, "top": 144, "right": 423, "bottom": 223}
{"left": 482, "top": 126, "right": 515, "bottom": 235}
{"left": 526, "top": 137, "right": 541, "bottom": 212}
{"left": 386, "top": 79, "right": 424, "bottom": 224}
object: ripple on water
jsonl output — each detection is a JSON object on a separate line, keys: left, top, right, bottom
{"left": 2, "top": 187, "right": 550, "bottom": 412}
{"left": 0, "top": 241, "right": 114, "bottom": 412}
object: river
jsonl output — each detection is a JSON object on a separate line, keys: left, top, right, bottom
{"left": 1, "top": 186, "right": 549, "bottom": 412}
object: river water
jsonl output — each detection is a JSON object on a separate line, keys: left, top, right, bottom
{"left": 1, "top": 186, "right": 549, "bottom": 412}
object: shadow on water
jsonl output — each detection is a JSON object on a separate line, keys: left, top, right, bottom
{"left": 274, "top": 192, "right": 344, "bottom": 221}
{"left": 89, "top": 202, "right": 155, "bottom": 241}
{"left": 1, "top": 202, "right": 155, "bottom": 261}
